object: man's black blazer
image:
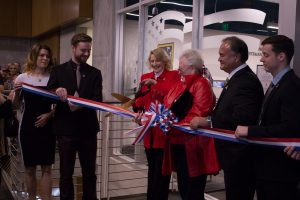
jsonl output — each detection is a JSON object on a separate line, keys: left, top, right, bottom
{"left": 248, "top": 70, "right": 300, "bottom": 182}
{"left": 212, "top": 66, "right": 264, "bottom": 171}
{"left": 47, "top": 60, "right": 103, "bottom": 136}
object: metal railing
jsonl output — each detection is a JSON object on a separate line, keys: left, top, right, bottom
{"left": 1, "top": 107, "right": 178, "bottom": 199}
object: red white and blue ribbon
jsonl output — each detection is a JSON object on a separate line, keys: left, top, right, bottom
{"left": 173, "top": 125, "right": 300, "bottom": 151}
{"left": 149, "top": 103, "right": 178, "bottom": 133}
{"left": 131, "top": 103, "right": 178, "bottom": 144}
{"left": 22, "top": 83, "right": 137, "bottom": 118}
{"left": 132, "top": 113, "right": 157, "bottom": 144}
{"left": 21, "top": 83, "right": 300, "bottom": 150}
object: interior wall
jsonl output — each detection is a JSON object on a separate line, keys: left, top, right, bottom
{"left": 60, "top": 26, "right": 77, "bottom": 64}
{"left": 36, "top": 32, "right": 60, "bottom": 65}
{"left": 31, "top": 0, "right": 93, "bottom": 37}
{"left": 123, "top": 19, "right": 267, "bottom": 97}
{"left": 0, "top": 0, "right": 32, "bottom": 37}
{"left": 93, "top": 0, "right": 116, "bottom": 101}
{"left": 0, "top": 37, "right": 32, "bottom": 68}
{"left": 124, "top": 20, "right": 266, "bottom": 79}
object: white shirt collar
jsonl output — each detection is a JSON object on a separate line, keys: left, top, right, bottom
{"left": 228, "top": 63, "right": 247, "bottom": 80}
{"left": 154, "top": 69, "right": 164, "bottom": 79}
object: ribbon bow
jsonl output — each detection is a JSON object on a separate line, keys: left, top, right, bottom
{"left": 150, "top": 103, "right": 178, "bottom": 133}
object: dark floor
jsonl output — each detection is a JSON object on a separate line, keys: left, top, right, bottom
{"left": 0, "top": 172, "right": 13, "bottom": 200}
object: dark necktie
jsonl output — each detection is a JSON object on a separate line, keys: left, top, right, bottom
{"left": 76, "top": 65, "right": 81, "bottom": 88}
{"left": 258, "top": 82, "right": 275, "bottom": 125}
{"left": 264, "top": 82, "right": 275, "bottom": 100}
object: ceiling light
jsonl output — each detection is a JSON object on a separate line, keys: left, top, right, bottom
{"left": 267, "top": 22, "right": 278, "bottom": 29}
{"left": 152, "top": 5, "right": 158, "bottom": 15}
{"left": 126, "top": 13, "right": 139, "bottom": 17}
{"left": 160, "top": 1, "right": 193, "bottom": 8}
{"left": 257, "top": 29, "right": 268, "bottom": 32}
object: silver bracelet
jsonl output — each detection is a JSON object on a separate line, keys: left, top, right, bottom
{"left": 207, "top": 116, "right": 213, "bottom": 128}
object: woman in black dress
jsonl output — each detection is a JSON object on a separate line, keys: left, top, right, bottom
{"left": 14, "top": 44, "right": 55, "bottom": 200}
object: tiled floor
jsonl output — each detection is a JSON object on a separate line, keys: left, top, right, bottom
{"left": 109, "top": 172, "right": 226, "bottom": 200}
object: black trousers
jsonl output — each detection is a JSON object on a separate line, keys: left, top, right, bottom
{"left": 256, "top": 179, "right": 299, "bottom": 200}
{"left": 145, "top": 148, "right": 171, "bottom": 200}
{"left": 171, "top": 144, "right": 207, "bottom": 200}
{"left": 57, "top": 134, "right": 97, "bottom": 200}
{"left": 223, "top": 167, "right": 255, "bottom": 200}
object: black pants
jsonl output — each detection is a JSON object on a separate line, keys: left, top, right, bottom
{"left": 223, "top": 168, "right": 255, "bottom": 200}
{"left": 256, "top": 180, "right": 299, "bottom": 200}
{"left": 145, "top": 148, "right": 171, "bottom": 200}
{"left": 172, "top": 144, "right": 207, "bottom": 200}
{"left": 57, "top": 134, "right": 97, "bottom": 200}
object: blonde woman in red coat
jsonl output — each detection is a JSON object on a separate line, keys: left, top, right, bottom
{"left": 133, "top": 48, "right": 179, "bottom": 200}
{"left": 163, "top": 49, "right": 220, "bottom": 200}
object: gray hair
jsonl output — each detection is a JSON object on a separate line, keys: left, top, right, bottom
{"left": 180, "top": 49, "right": 204, "bottom": 74}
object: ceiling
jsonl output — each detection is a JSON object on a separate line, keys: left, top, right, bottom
{"left": 126, "top": 0, "right": 279, "bottom": 36}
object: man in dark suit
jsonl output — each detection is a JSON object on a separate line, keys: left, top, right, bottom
{"left": 47, "top": 33, "right": 102, "bottom": 200}
{"left": 190, "top": 36, "right": 264, "bottom": 200}
{"left": 236, "top": 35, "right": 300, "bottom": 200}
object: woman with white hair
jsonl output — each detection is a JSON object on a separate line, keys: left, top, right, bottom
{"left": 163, "top": 49, "right": 220, "bottom": 200}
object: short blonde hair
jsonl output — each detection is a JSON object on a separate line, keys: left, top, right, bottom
{"left": 148, "top": 48, "right": 172, "bottom": 70}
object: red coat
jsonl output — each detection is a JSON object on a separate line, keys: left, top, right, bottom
{"left": 133, "top": 70, "right": 179, "bottom": 149}
{"left": 163, "top": 74, "right": 220, "bottom": 177}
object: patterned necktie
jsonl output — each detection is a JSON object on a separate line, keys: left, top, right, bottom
{"left": 223, "top": 77, "right": 229, "bottom": 88}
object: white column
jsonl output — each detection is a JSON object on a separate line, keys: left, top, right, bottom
{"left": 93, "top": 0, "right": 116, "bottom": 101}
{"left": 278, "top": 0, "right": 300, "bottom": 76}
{"left": 192, "top": 0, "right": 204, "bottom": 49}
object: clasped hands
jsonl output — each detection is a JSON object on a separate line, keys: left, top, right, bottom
{"left": 140, "top": 78, "right": 157, "bottom": 86}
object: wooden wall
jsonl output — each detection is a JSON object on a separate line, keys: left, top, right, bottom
{"left": 0, "top": 0, "right": 32, "bottom": 37}
{"left": 36, "top": 32, "right": 60, "bottom": 65}
{"left": 32, "top": 0, "right": 92, "bottom": 37}
{"left": 0, "top": 0, "right": 92, "bottom": 63}
{"left": 0, "top": 0, "right": 92, "bottom": 37}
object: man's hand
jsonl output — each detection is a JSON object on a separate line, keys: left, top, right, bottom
{"left": 68, "top": 101, "right": 81, "bottom": 112}
{"left": 190, "top": 117, "right": 209, "bottom": 130}
{"left": 284, "top": 146, "right": 300, "bottom": 161}
{"left": 235, "top": 126, "right": 249, "bottom": 138}
{"left": 56, "top": 87, "right": 68, "bottom": 101}
{"left": 35, "top": 112, "right": 52, "bottom": 128}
